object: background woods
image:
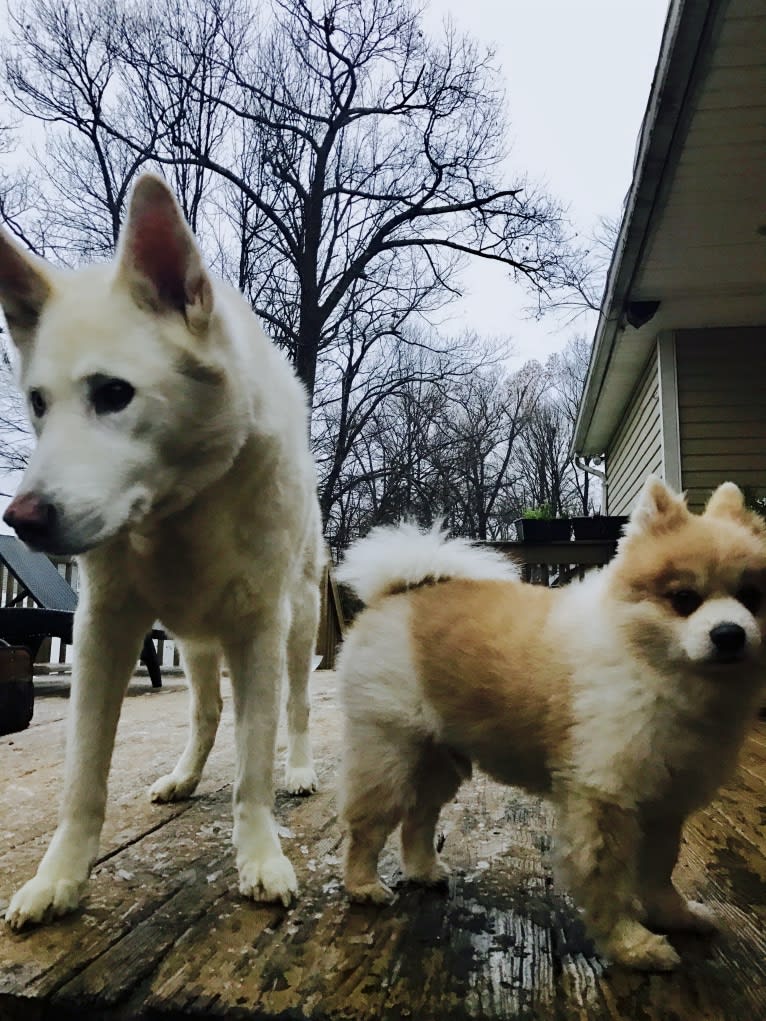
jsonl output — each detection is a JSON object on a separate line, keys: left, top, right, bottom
{"left": 0, "top": 0, "right": 602, "bottom": 553}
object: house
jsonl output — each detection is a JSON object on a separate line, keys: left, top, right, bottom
{"left": 572, "top": 0, "right": 766, "bottom": 513}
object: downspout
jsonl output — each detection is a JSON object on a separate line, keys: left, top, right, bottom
{"left": 574, "top": 455, "right": 608, "bottom": 512}
{"left": 574, "top": 454, "right": 607, "bottom": 490}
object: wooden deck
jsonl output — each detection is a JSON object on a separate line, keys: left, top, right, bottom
{"left": 1, "top": 672, "right": 764, "bottom": 1021}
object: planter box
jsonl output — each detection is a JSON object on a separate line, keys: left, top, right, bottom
{"left": 570, "top": 516, "right": 628, "bottom": 541}
{"left": 514, "top": 518, "right": 571, "bottom": 542}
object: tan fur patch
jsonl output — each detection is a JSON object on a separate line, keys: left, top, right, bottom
{"left": 410, "top": 578, "right": 573, "bottom": 793}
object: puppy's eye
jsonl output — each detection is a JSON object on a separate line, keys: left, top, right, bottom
{"left": 29, "top": 389, "right": 46, "bottom": 418}
{"left": 736, "top": 586, "right": 762, "bottom": 615}
{"left": 669, "top": 589, "right": 703, "bottom": 617}
{"left": 90, "top": 378, "right": 135, "bottom": 415}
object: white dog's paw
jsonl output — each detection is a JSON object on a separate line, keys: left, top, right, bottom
{"left": 284, "top": 765, "right": 318, "bottom": 796}
{"left": 149, "top": 772, "right": 198, "bottom": 803}
{"left": 347, "top": 879, "right": 395, "bottom": 905}
{"left": 5, "top": 875, "right": 83, "bottom": 931}
{"left": 605, "top": 919, "right": 681, "bottom": 971}
{"left": 238, "top": 854, "right": 298, "bottom": 907}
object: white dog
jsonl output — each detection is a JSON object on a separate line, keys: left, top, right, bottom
{"left": 336, "top": 479, "right": 766, "bottom": 970}
{"left": 0, "top": 174, "right": 323, "bottom": 928}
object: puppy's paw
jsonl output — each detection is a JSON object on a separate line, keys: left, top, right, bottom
{"left": 5, "top": 875, "right": 83, "bottom": 931}
{"left": 149, "top": 772, "right": 199, "bottom": 803}
{"left": 646, "top": 894, "right": 718, "bottom": 934}
{"left": 605, "top": 919, "right": 681, "bottom": 971}
{"left": 681, "top": 900, "right": 717, "bottom": 934}
{"left": 284, "top": 765, "right": 318, "bottom": 796}
{"left": 658, "top": 899, "right": 717, "bottom": 934}
{"left": 238, "top": 854, "right": 298, "bottom": 907}
{"left": 405, "top": 860, "right": 451, "bottom": 888}
{"left": 347, "top": 879, "right": 395, "bottom": 905}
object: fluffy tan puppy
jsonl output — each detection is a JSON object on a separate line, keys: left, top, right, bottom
{"left": 336, "top": 478, "right": 766, "bottom": 970}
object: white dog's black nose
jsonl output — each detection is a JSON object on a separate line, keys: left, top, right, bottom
{"left": 709, "top": 623, "right": 746, "bottom": 658}
{"left": 3, "top": 493, "right": 57, "bottom": 549}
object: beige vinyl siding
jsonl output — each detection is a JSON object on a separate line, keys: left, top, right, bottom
{"left": 606, "top": 349, "right": 662, "bottom": 515}
{"left": 676, "top": 326, "right": 766, "bottom": 511}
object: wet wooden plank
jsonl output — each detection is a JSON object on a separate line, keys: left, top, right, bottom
{"left": 0, "top": 681, "right": 228, "bottom": 888}
{"left": 0, "top": 675, "right": 764, "bottom": 1020}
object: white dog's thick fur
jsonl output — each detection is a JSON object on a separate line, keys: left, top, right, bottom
{"left": 336, "top": 479, "right": 766, "bottom": 971}
{"left": 0, "top": 174, "right": 323, "bottom": 929}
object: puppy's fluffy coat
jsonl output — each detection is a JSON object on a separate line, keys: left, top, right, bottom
{"left": 337, "top": 479, "right": 766, "bottom": 970}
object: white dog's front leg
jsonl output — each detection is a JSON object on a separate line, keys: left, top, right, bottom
{"left": 150, "top": 640, "right": 222, "bottom": 803}
{"left": 284, "top": 578, "right": 319, "bottom": 794}
{"left": 224, "top": 607, "right": 297, "bottom": 907}
{"left": 5, "top": 601, "right": 149, "bottom": 930}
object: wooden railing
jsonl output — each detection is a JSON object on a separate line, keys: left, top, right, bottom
{"left": 486, "top": 539, "right": 619, "bottom": 586}
{"left": 0, "top": 556, "right": 346, "bottom": 674}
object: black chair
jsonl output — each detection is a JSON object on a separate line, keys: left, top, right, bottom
{"left": 0, "top": 535, "right": 163, "bottom": 687}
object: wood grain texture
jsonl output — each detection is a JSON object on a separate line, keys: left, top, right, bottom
{"left": 1, "top": 672, "right": 764, "bottom": 1020}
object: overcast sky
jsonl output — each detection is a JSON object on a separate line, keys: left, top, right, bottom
{"left": 424, "top": 0, "right": 670, "bottom": 366}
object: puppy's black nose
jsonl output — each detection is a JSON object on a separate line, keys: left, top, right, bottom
{"left": 709, "top": 622, "right": 746, "bottom": 658}
{"left": 3, "top": 493, "right": 57, "bottom": 550}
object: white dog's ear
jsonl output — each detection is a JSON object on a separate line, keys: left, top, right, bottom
{"left": 0, "top": 229, "right": 53, "bottom": 349}
{"left": 704, "top": 482, "right": 766, "bottom": 537}
{"left": 117, "top": 174, "right": 213, "bottom": 334}
{"left": 626, "top": 475, "right": 689, "bottom": 536}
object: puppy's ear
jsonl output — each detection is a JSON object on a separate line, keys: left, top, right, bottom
{"left": 116, "top": 174, "right": 213, "bottom": 334}
{"left": 625, "top": 475, "right": 689, "bottom": 536}
{"left": 704, "top": 482, "right": 766, "bottom": 537}
{"left": 0, "top": 229, "right": 53, "bottom": 349}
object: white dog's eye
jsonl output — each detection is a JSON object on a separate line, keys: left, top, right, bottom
{"left": 736, "top": 586, "right": 762, "bottom": 615}
{"left": 29, "top": 389, "right": 47, "bottom": 418}
{"left": 669, "top": 589, "right": 703, "bottom": 617}
{"left": 90, "top": 378, "right": 136, "bottom": 415}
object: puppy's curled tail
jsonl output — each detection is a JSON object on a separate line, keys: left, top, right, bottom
{"left": 336, "top": 521, "right": 518, "bottom": 606}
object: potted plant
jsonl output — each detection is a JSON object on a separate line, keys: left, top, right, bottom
{"left": 514, "top": 504, "right": 571, "bottom": 542}
{"left": 741, "top": 487, "right": 766, "bottom": 520}
{"left": 570, "top": 513, "right": 628, "bottom": 541}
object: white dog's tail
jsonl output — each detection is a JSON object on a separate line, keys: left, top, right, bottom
{"left": 336, "top": 521, "right": 518, "bottom": 605}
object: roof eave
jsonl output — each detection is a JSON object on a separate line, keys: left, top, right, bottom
{"left": 571, "top": 0, "right": 718, "bottom": 457}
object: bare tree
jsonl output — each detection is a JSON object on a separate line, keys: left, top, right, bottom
{"left": 2, "top": 0, "right": 231, "bottom": 258}
{"left": 429, "top": 361, "right": 545, "bottom": 539}
{"left": 325, "top": 349, "right": 554, "bottom": 548}
{"left": 3, "top": 0, "right": 148, "bottom": 259}
{"left": 318, "top": 330, "right": 484, "bottom": 549}
{"left": 0, "top": 0, "right": 597, "bottom": 517}
{"left": 546, "top": 334, "right": 596, "bottom": 513}
{"left": 535, "top": 214, "right": 620, "bottom": 323}
{"left": 0, "top": 343, "right": 32, "bottom": 479}
{"left": 23, "top": 0, "right": 587, "bottom": 401}
{"left": 516, "top": 397, "right": 580, "bottom": 518}
{"left": 0, "top": 115, "right": 44, "bottom": 252}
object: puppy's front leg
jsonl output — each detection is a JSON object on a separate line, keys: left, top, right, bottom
{"left": 5, "top": 600, "right": 150, "bottom": 930}
{"left": 224, "top": 604, "right": 297, "bottom": 907}
{"left": 639, "top": 816, "right": 716, "bottom": 934}
{"left": 557, "top": 793, "right": 681, "bottom": 971}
